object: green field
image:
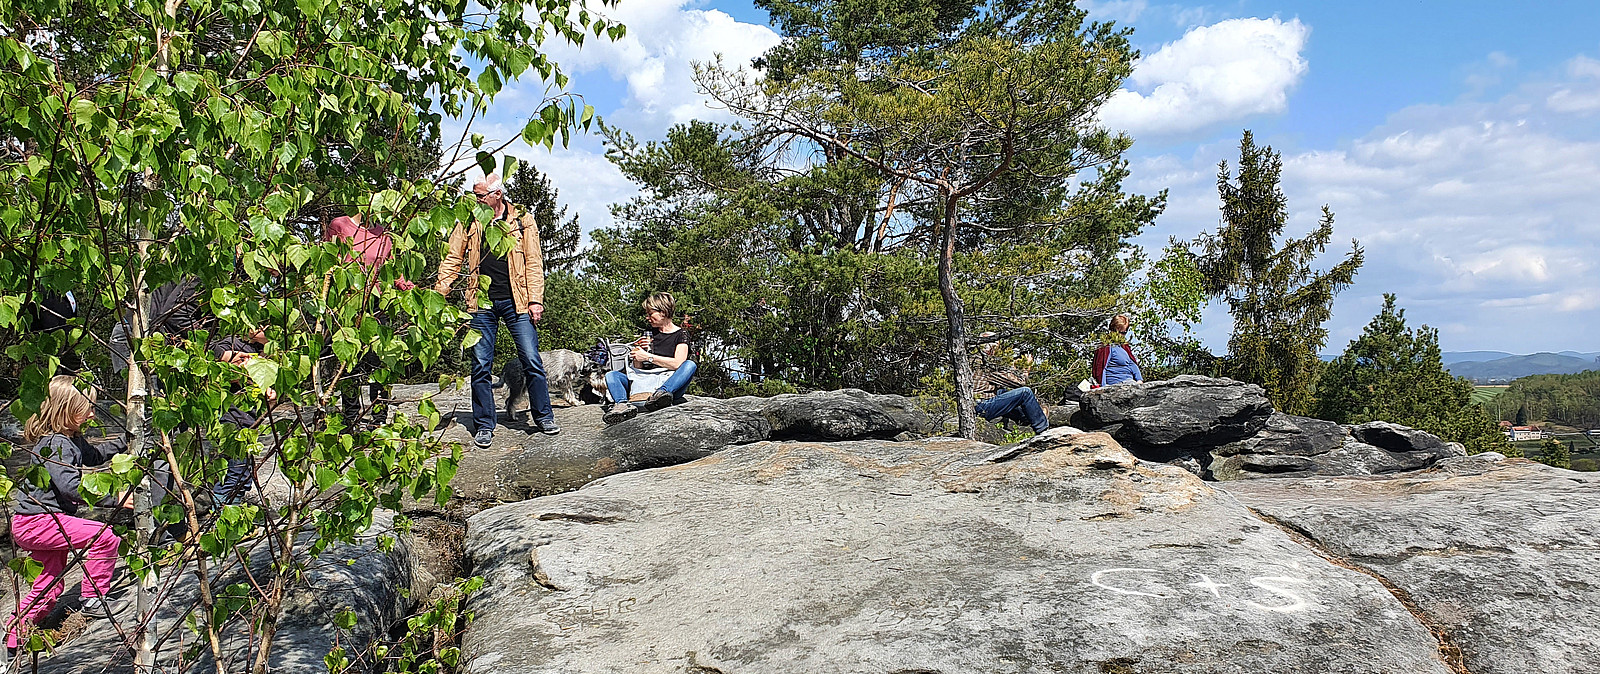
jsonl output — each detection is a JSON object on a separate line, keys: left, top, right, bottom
{"left": 1472, "top": 386, "right": 1508, "bottom": 404}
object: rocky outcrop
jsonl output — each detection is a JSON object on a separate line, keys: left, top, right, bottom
{"left": 1074, "top": 375, "right": 1273, "bottom": 462}
{"left": 1210, "top": 413, "right": 1467, "bottom": 480}
{"left": 414, "top": 386, "right": 930, "bottom": 506}
{"left": 460, "top": 429, "right": 1456, "bottom": 673}
{"left": 33, "top": 513, "right": 416, "bottom": 673}
{"left": 1226, "top": 455, "right": 1600, "bottom": 674}
{"left": 1075, "top": 377, "right": 1465, "bottom": 480}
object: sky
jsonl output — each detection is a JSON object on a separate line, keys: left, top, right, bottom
{"left": 457, "top": 0, "right": 1600, "bottom": 355}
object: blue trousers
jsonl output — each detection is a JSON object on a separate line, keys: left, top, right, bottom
{"left": 213, "top": 458, "right": 254, "bottom": 505}
{"left": 470, "top": 299, "right": 554, "bottom": 431}
{"left": 976, "top": 386, "right": 1050, "bottom": 434}
{"left": 605, "top": 361, "right": 698, "bottom": 404}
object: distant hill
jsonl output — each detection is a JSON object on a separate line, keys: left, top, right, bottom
{"left": 1447, "top": 352, "right": 1600, "bottom": 383}
{"left": 1442, "top": 351, "right": 1515, "bottom": 365}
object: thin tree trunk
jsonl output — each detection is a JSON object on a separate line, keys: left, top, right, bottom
{"left": 938, "top": 191, "right": 976, "bottom": 438}
{"left": 161, "top": 438, "right": 228, "bottom": 674}
{"left": 135, "top": 3, "right": 182, "bottom": 666}
{"left": 126, "top": 230, "right": 156, "bottom": 670}
{"left": 873, "top": 179, "right": 902, "bottom": 253}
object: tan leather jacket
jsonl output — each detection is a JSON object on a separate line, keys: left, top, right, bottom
{"left": 433, "top": 205, "right": 545, "bottom": 313}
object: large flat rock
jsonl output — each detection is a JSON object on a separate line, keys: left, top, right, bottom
{"left": 394, "top": 385, "right": 930, "bottom": 510}
{"left": 1225, "top": 455, "right": 1600, "bottom": 674}
{"left": 461, "top": 429, "right": 1454, "bottom": 673}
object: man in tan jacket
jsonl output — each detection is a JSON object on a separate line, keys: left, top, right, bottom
{"left": 434, "top": 173, "right": 559, "bottom": 446}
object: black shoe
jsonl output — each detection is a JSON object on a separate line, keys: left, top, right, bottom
{"left": 537, "top": 419, "right": 562, "bottom": 435}
{"left": 473, "top": 429, "right": 494, "bottom": 448}
{"left": 643, "top": 390, "right": 674, "bottom": 413}
{"left": 602, "top": 405, "right": 638, "bottom": 425}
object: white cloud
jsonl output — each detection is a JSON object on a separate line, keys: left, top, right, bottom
{"left": 1546, "top": 54, "right": 1600, "bottom": 113}
{"left": 1127, "top": 60, "right": 1600, "bottom": 351}
{"left": 448, "top": 2, "right": 781, "bottom": 238}
{"left": 1100, "top": 17, "right": 1309, "bottom": 137}
{"left": 539, "top": 0, "right": 780, "bottom": 134}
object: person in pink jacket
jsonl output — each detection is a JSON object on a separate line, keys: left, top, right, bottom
{"left": 325, "top": 212, "right": 412, "bottom": 428}
{"left": 7, "top": 377, "right": 130, "bottom": 650}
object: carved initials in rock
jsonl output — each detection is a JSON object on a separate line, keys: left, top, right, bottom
{"left": 1089, "top": 568, "right": 1308, "bottom": 612}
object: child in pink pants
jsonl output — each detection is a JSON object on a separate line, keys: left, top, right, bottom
{"left": 6, "top": 376, "right": 127, "bottom": 649}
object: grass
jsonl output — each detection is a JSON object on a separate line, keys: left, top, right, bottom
{"left": 1471, "top": 386, "right": 1508, "bottom": 405}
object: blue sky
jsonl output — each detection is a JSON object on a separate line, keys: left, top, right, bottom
{"left": 461, "top": 0, "right": 1600, "bottom": 355}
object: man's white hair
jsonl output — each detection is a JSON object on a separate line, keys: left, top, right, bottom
{"left": 476, "top": 172, "right": 504, "bottom": 193}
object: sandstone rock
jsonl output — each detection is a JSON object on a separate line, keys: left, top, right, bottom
{"left": 460, "top": 429, "right": 1454, "bottom": 673}
{"left": 1076, "top": 375, "right": 1273, "bottom": 462}
{"left": 31, "top": 512, "right": 415, "bottom": 673}
{"left": 1212, "top": 412, "right": 1345, "bottom": 458}
{"left": 418, "top": 386, "right": 930, "bottom": 506}
{"left": 1225, "top": 458, "right": 1600, "bottom": 674}
{"left": 1210, "top": 417, "right": 1466, "bottom": 481}
{"left": 1349, "top": 421, "right": 1463, "bottom": 458}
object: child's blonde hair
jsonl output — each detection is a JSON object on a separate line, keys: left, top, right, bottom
{"left": 23, "top": 375, "right": 95, "bottom": 444}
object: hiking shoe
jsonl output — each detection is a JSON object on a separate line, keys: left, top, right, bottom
{"left": 473, "top": 429, "right": 494, "bottom": 448}
{"left": 643, "top": 390, "right": 675, "bottom": 413}
{"left": 536, "top": 419, "right": 561, "bottom": 435}
{"left": 602, "top": 405, "right": 638, "bottom": 425}
{"left": 79, "top": 596, "right": 125, "bottom": 619}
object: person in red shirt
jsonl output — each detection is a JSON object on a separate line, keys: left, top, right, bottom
{"left": 325, "top": 211, "right": 413, "bottom": 429}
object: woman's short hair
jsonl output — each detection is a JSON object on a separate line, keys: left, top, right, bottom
{"left": 1110, "top": 314, "right": 1131, "bottom": 333}
{"left": 24, "top": 375, "right": 95, "bottom": 444}
{"left": 642, "top": 291, "right": 675, "bottom": 317}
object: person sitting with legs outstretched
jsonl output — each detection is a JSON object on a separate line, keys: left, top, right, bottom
{"left": 603, "top": 292, "right": 697, "bottom": 425}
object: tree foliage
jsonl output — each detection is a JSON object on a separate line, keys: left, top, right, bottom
{"left": 1494, "top": 370, "right": 1600, "bottom": 430}
{"left": 1537, "top": 438, "right": 1572, "bottom": 469}
{"left": 1191, "top": 131, "right": 1363, "bottom": 415}
{"left": 678, "top": 0, "right": 1171, "bottom": 436}
{"left": 1317, "top": 294, "right": 1511, "bottom": 454}
{"left": 0, "top": 0, "right": 618, "bottom": 667}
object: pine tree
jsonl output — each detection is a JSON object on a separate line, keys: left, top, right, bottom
{"left": 1317, "top": 294, "right": 1512, "bottom": 454}
{"left": 504, "top": 163, "right": 583, "bottom": 272}
{"left": 1193, "top": 131, "right": 1364, "bottom": 415}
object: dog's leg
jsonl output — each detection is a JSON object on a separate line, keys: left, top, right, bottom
{"left": 503, "top": 361, "right": 527, "bottom": 422}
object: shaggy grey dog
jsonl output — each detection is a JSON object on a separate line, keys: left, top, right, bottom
{"left": 501, "top": 348, "right": 596, "bottom": 419}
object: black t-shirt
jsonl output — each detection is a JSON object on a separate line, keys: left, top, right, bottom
{"left": 639, "top": 328, "right": 689, "bottom": 370}
{"left": 479, "top": 226, "right": 514, "bottom": 302}
{"left": 209, "top": 336, "right": 262, "bottom": 427}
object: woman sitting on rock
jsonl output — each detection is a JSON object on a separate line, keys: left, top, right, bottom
{"left": 603, "top": 292, "right": 697, "bottom": 425}
{"left": 1093, "top": 314, "right": 1143, "bottom": 387}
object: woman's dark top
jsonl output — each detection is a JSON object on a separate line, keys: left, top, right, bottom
{"left": 639, "top": 328, "right": 689, "bottom": 371}
{"left": 13, "top": 433, "right": 126, "bottom": 516}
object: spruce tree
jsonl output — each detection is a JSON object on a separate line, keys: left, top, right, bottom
{"left": 505, "top": 163, "right": 583, "bottom": 272}
{"left": 1317, "top": 294, "right": 1512, "bottom": 454}
{"left": 1194, "top": 131, "right": 1363, "bottom": 415}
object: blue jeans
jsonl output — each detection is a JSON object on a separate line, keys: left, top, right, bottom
{"left": 976, "top": 386, "right": 1049, "bottom": 435}
{"left": 605, "top": 360, "right": 698, "bottom": 404}
{"left": 470, "top": 299, "right": 553, "bottom": 431}
{"left": 213, "top": 458, "right": 254, "bottom": 505}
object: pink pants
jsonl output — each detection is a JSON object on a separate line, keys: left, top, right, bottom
{"left": 6, "top": 513, "right": 121, "bottom": 648}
